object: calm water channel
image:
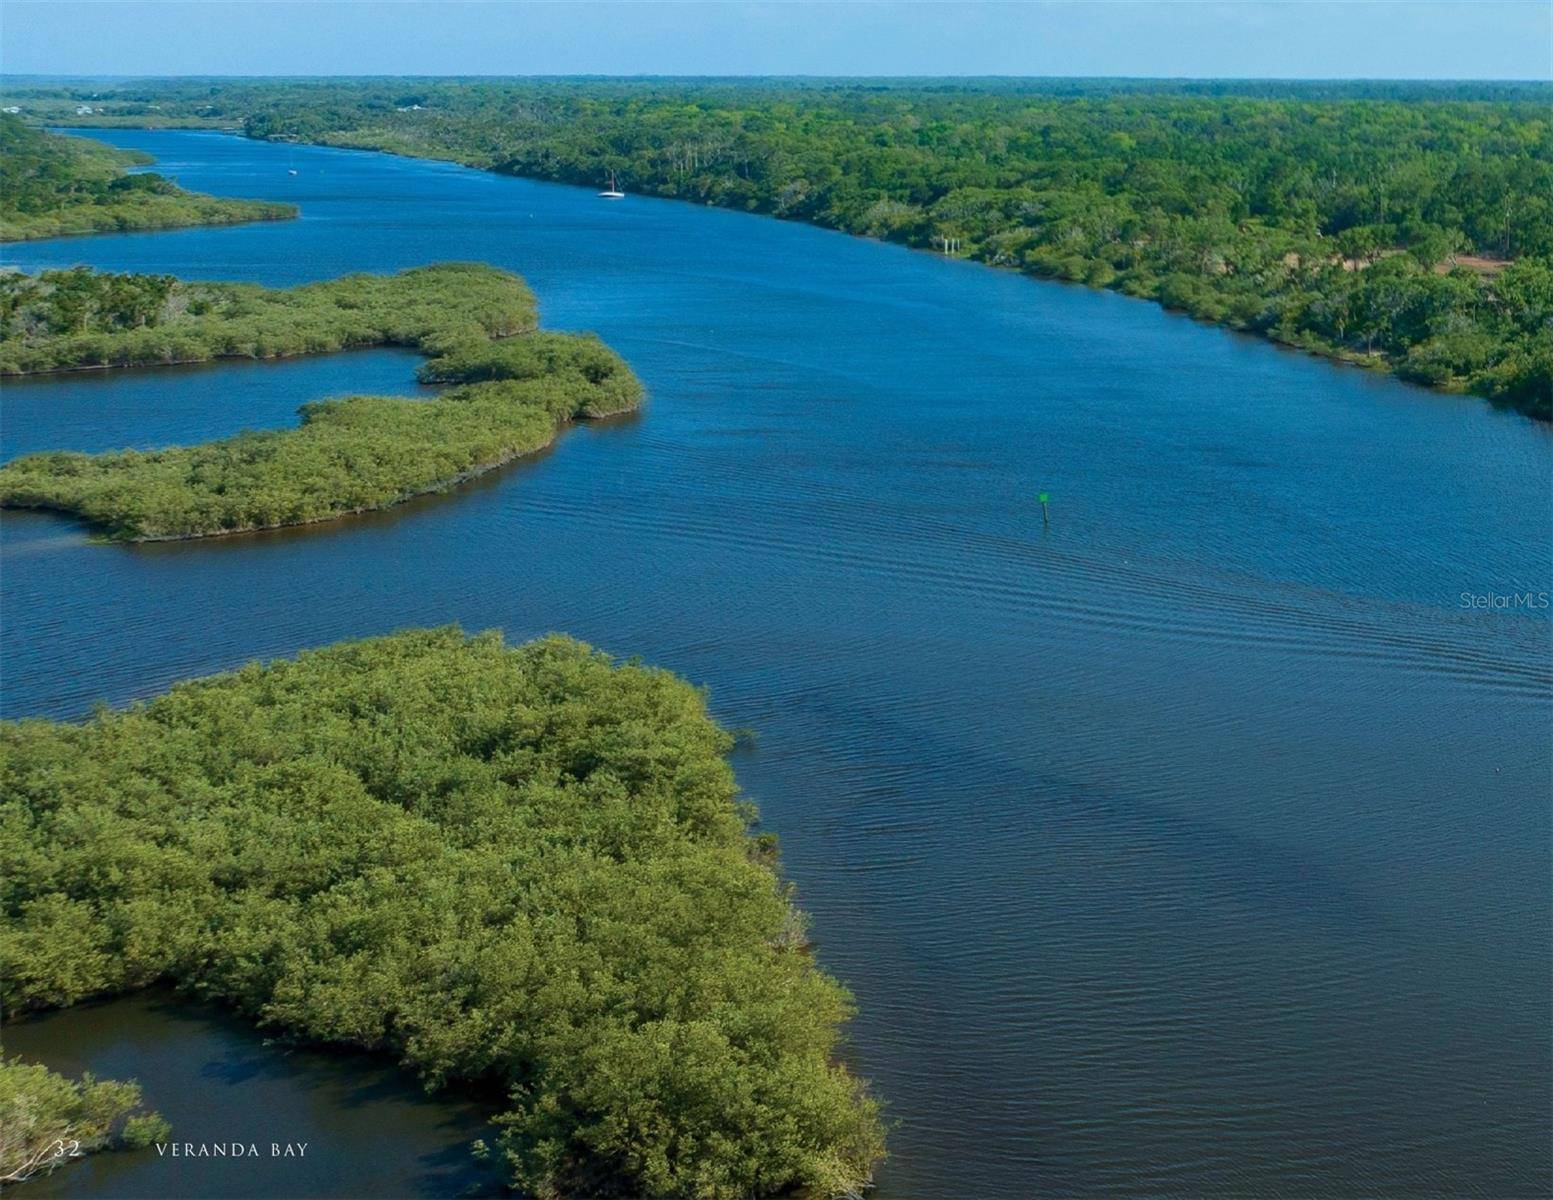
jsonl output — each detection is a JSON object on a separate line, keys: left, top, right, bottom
{"left": 2, "top": 130, "right": 1549, "bottom": 1199}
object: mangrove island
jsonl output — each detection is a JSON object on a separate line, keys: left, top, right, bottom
{"left": 0, "top": 263, "right": 642, "bottom": 540}
{"left": 0, "top": 628, "right": 887, "bottom": 1199}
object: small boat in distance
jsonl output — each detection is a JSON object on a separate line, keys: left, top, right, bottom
{"left": 598, "top": 173, "right": 625, "bottom": 199}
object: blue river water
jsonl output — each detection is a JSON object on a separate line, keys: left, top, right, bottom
{"left": 2, "top": 130, "right": 1550, "bottom": 1199}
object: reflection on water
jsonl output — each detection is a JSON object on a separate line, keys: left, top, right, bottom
{"left": 1, "top": 130, "right": 1549, "bottom": 1199}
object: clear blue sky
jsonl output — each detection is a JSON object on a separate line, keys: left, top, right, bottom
{"left": 2, "top": 2, "right": 1548, "bottom": 80}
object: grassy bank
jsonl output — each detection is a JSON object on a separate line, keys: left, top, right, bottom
{"left": 0, "top": 116, "right": 294, "bottom": 241}
{"left": 0, "top": 264, "right": 640, "bottom": 540}
{"left": 0, "top": 629, "right": 887, "bottom": 1199}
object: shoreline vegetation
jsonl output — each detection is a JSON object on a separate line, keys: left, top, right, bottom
{"left": 0, "top": 264, "right": 642, "bottom": 541}
{"left": 0, "top": 260, "right": 536, "bottom": 375}
{"left": 0, "top": 1058, "right": 170, "bottom": 1186}
{"left": 0, "top": 629, "right": 888, "bottom": 1199}
{"left": 3, "top": 79, "right": 1545, "bottom": 418}
{"left": 0, "top": 115, "right": 294, "bottom": 242}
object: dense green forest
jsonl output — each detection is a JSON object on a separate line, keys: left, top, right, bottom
{"left": 6, "top": 77, "right": 1546, "bottom": 416}
{"left": 0, "top": 264, "right": 639, "bottom": 540}
{"left": 0, "top": 260, "right": 536, "bottom": 374}
{"left": 0, "top": 116, "right": 293, "bottom": 241}
{"left": 0, "top": 1058, "right": 168, "bottom": 1185}
{"left": 0, "top": 629, "right": 886, "bottom": 1198}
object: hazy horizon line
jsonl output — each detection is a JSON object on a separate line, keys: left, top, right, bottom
{"left": 3, "top": 72, "right": 1549, "bottom": 84}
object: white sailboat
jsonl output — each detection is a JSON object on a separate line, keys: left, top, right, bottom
{"left": 598, "top": 172, "right": 625, "bottom": 199}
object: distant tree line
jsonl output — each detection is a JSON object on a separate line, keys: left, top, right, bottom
{"left": 7, "top": 80, "right": 1548, "bottom": 415}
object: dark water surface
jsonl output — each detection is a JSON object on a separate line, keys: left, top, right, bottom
{"left": 2, "top": 131, "right": 1550, "bottom": 1199}
{"left": 2, "top": 996, "right": 504, "bottom": 1199}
